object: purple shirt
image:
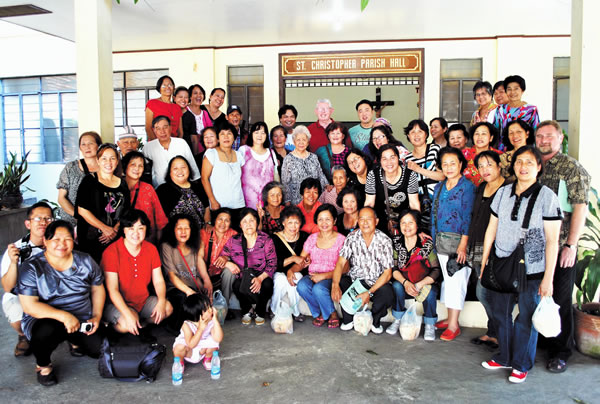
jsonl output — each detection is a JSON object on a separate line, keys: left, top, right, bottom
{"left": 221, "top": 231, "right": 277, "bottom": 278}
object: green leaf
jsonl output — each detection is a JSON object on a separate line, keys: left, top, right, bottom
{"left": 575, "top": 255, "right": 591, "bottom": 289}
{"left": 360, "top": 0, "right": 369, "bottom": 12}
{"left": 584, "top": 253, "right": 600, "bottom": 304}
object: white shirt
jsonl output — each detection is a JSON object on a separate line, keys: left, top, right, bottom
{"left": 1, "top": 236, "right": 44, "bottom": 278}
{"left": 143, "top": 137, "right": 200, "bottom": 188}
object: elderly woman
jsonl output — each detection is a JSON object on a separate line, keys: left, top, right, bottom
{"left": 76, "top": 143, "right": 130, "bottom": 263}
{"left": 157, "top": 155, "right": 210, "bottom": 229}
{"left": 493, "top": 81, "right": 508, "bottom": 106}
{"left": 18, "top": 220, "right": 105, "bottom": 386}
{"left": 386, "top": 210, "right": 441, "bottom": 340}
{"left": 194, "top": 126, "right": 218, "bottom": 169}
{"left": 201, "top": 122, "right": 246, "bottom": 229}
{"left": 470, "top": 81, "right": 498, "bottom": 126}
{"left": 220, "top": 208, "right": 277, "bottom": 325}
{"left": 494, "top": 75, "right": 540, "bottom": 149}
{"left": 462, "top": 122, "right": 502, "bottom": 186}
{"left": 429, "top": 117, "right": 448, "bottom": 148}
{"left": 270, "top": 206, "right": 310, "bottom": 322}
{"left": 201, "top": 88, "right": 227, "bottom": 129}
{"left": 160, "top": 214, "right": 212, "bottom": 333}
{"left": 480, "top": 145, "right": 561, "bottom": 384}
{"left": 122, "top": 151, "right": 168, "bottom": 243}
{"left": 56, "top": 131, "right": 101, "bottom": 227}
{"left": 295, "top": 204, "right": 345, "bottom": 328}
{"left": 297, "top": 178, "right": 323, "bottom": 234}
{"left": 365, "top": 144, "right": 420, "bottom": 235}
{"left": 239, "top": 121, "right": 279, "bottom": 210}
{"left": 281, "top": 125, "right": 329, "bottom": 206}
{"left": 315, "top": 122, "right": 351, "bottom": 181}
{"left": 364, "top": 125, "right": 410, "bottom": 163}
{"left": 499, "top": 119, "right": 534, "bottom": 179}
{"left": 446, "top": 124, "right": 469, "bottom": 151}
{"left": 466, "top": 150, "right": 505, "bottom": 349}
{"left": 336, "top": 186, "right": 364, "bottom": 236}
{"left": 182, "top": 84, "right": 212, "bottom": 154}
{"left": 318, "top": 165, "right": 348, "bottom": 214}
{"left": 257, "top": 181, "right": 285, "bottom": 234}
{"left": 344, "top": 148, "right": 373, "bottom": 196}
{"left": 145, "top": 75, "right": 183, "bottom": 140}
{"left": 431, "top": 147, "right": 476, "bottom": 341}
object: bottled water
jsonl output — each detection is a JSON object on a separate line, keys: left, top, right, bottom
{"left": 172, "top": 357, "right": 183, "bottom": 386}
{"left": 210, "top": 351, "right": 221, "bottom": 380}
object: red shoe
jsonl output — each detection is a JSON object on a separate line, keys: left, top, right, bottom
{"left": 440, "top": 327, "right": 461, "bottom": 341}
{"left": 508, "top": 369, "right": 528, "bottom": 383}
{"left": 435, "top": 319, "right": 449, "bottom": 329}
{"left": 481, "top": 360, "right": 511, "bottom": 370}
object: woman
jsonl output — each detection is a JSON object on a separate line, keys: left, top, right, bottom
{"left": 18, "top": 220, "right": 105, "bottom": 386}
{"left": 145, "top": 75, "right": 183, "bottom": 140}
{"left": 220, "top": 209, "right": 277, "bottom": 325}
{"left": 386, "top": 210, "right": 441, "bottom": 341}
{"left": 201, "top": 122, "right": 246, "bottom": 229}
{"left": 431, "top": 147, "right": 476, "bottom": 341}
{"left": 480, "top": 145, "right": 561, "bottom": 384}
{"left": 319, "top": 165, "right": 348, "bottom": 214}
{"left": 365, "top": 144, "right": 420, "bottom": 235}
{"left": 404, "top": 119, "right": 446, "bottom": 231}
{"left": 182, "top": 84, "right": 212, "bottom": 154}
{"left": 470, "top": 81, "right": 498, "bottom": 126}
{"left": 315, "top": 122, "right": 351, "bottom": 181}
{"left": 344, "top": 148, "right": 373, "bottom": 196}
{"left": 364, "top": 125, "right": 410, "bottom": 163}
{"left": 174, "top": 86, "right": 189, "bottom": 115}
{"left": 156, "top": 156, "right": 210, "bottom": 229}
{"left": 499, "top": 119, "right": 534, "bottom": 179}
{"left": 194, "top": 126, "right": 218, "bottom": 170}
{"left": 466, "top": 151, "right": 505, "bottom": 349}
{"left": 270, "top": 125, "right": 288, "bottom": 172}
{"left": 429, "top": 117, "right": 448, "bottom": 148}
{"left": 336, "top": 186, "right": 364, "bottom": 236}
{"left": 161, "top": 214, "right": 212, "bottom": 333}
{"left": 201, "top": 88, "right": 227, "bottom": 129}
{"left": 494, "top": 75, "right": 540, "bottom": 149}
{"left": 239, "top": 121, "right": 279, "bottom": 210}
{"left": 462, "top": 122, "right": 502, "bottom": 186}
{"left": 56, "top": 131, "right": 101, "bottom": 227}
{"left": 446, "top": 124, "right": 469, "bottom": 151}
{"left": 493, "top": 81, "right": 508, "bottom": 106}
{"left": 297, "top": 178, "right": 323, "bottom": 234}
{"left": 76, "top": 143, "right": 130, "bottom": 263}
{"left": 295, "top": 204, "right": 345, "bottom": 328}
{"left": 270, "top": 206, "right": 310, "bottom": 322}
{"left": 257, "top": 181, "right": 285, "bottom": 234}
{"left": 281, "top": 125, "right": 329, "bottom": 206}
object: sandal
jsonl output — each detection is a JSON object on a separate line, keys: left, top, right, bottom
{"left": 312, "top": 315, "right": 325, "bottom": 327}
{"left": 293, "top": 314, "right": 305, "bottom": 323}
{"left": 14, "top": 335, "right": 31, "bottom": 357}
{"left": 547, "top": 358, "right": 568, "bottom": 373}
{"left": 327, "top": 314, "right": 340, "bottom": 329}
{"left": 36, "top": 364, "right": 58, "bottom": 386}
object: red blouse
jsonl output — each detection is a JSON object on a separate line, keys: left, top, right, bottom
{"left": 146, "top": 99, "right": 182, "bottom": 137}
{"left": 130, "top": 181, "right": 169, "bottom": 231}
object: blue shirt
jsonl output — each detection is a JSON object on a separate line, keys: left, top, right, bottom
{"left": 431, "top": 176, "right": 476, "bottom": 245}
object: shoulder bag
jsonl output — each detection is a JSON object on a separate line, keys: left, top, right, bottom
{"left": 432, "top": 181, "right": 462, "bottom": 255}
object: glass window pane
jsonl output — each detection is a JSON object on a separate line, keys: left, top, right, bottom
{"left": 24, "top": 128, "right": 42, "bottom": 163}
{"left": 556, "top": 78, "right": 570, "bottom": 121}
{"left": 62, "top": 127, "right": 80, "bottom": 162}
{"left": 61, "top": 93, "right": 78, "bottom": 127}
{"left": 5, "top": 129, "right": 21, "bottom": 159}
{"left": 247, "top": 85, "right": 264, "bottom": 125}
{"left": 113, "top": 72, "right": 124, "bottom": 89}
{"left": 126, "top": 90, "right": 147, "bottom": 126}
{"left": 553, "top": 57, "right": 570, "bottom": 77}
{"left": 228, "top": 66, "right": 264, "bottom": 85}
{"left": 441, "top": 80, "right": 459, "bottom": 123}
{"left": 461, "top": 80, "right": 478, "bottom": 124}
{"left": 2, "top": 77, "right": 39, "bottom": 93}
{"left": 441, "top": 59, "right": 481, "bottom": 79}
{"left": 42, "top": 75, "right": 77, "bottom": 91}
{"left": 42, "top": 94, "right": 60, "bottom": 128}
{"left": 228, "top": 86, "right": 246, "bottom": 117}
{"left": 3, "top": 96, "right": 21, "bottom": 129}
{"left": 22, "top": 95, "right": 40, "bottom": 128}
{"left": 114, "top": 91, "right": 124, "bottom": 127}
{"left": 125, "top": 69, "right": 168, "bottom": 88}
{"left": 43, "top": 127, "right": 62, "bottom": 163}
{"left": 148, "top": 90, "right": 159, "bottom": 99}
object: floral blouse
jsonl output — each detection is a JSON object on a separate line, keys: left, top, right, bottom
{"left": 462, "top": 147, "right": 502, "bottom": 186}
{"left": 262, "top": 207, "right": 284, "bottom": 234}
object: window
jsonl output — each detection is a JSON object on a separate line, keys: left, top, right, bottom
{"left": 439, "top": 59, "right": 482, "bottom": 125}
{"left": 228, "top": 66, "right": 264, "bottom": 130}
{"left": 553, "top": 57, "right": 569, "bottom": 133}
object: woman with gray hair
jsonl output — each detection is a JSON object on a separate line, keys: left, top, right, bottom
{"left": 281, "top": 125, "right": 329, "bottom": 206}
{"left": 257, "top": 181, "right": 285, "bottom": 234}
{"left": 318, "top": 165, "right": 348, "bottom": 214}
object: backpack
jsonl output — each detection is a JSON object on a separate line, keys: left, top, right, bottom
{"left": 98, "top": 337, "right": 166, "bottom": 382}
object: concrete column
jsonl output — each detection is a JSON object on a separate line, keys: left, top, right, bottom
{"left": 569, "top": 0, "right": 600, "bottom": 189}
{"left": 74, "top": 0, "right": 114, "bottom": 142}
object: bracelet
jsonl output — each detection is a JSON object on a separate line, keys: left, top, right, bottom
{"left": 402, "top": 279, "right": 408, "bottom": 286}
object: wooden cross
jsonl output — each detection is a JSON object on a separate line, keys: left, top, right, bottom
{"left": 373, "top": 87, "right": 394, "bottom": 118}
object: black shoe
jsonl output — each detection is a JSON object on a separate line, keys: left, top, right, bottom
{"left": 547, "top": 358, "right": 568, "bottom": 373}
{"left": 69, "top": 343, "right": 85, "bottom": 357}
{"left": 293, "top": 314, "right": 305, "bottom": 323}
{"left": 36, "top": 366, "right": 58, "bottom": 386}
{"left": 226, "top": 311, "right": 236, "bottom": 321}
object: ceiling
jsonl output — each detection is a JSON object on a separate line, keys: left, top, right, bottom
{"left": 0, "top": 0, "right": 572, "bottom": 51}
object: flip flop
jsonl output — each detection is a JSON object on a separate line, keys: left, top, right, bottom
{"left": 312, "top": 315, "right": 325, "bottom": 327}
{"left": 328, "top": 316, "right": 340, "bottom": 329}
{"left": 547, "top": 358, "right": 567, "bottom": 373}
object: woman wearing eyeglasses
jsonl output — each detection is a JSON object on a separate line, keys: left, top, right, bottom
{"left": 145, "top": 75, "right": 184, "bottom": 141}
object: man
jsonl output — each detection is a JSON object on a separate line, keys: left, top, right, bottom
{"left": 117, "top": 126, "right": 153, "bottom": 184}
{"left": 308, "top": 99, "right": 344, "bottom": 152}
{"left": 349, "top": 99, "right": 375, "bottom": 150}
{"left": 278, "top": 104, "right": 297, "bottom": 151}
{"left": 331, "top": 207, "right": 395, "bottom": 334}
{"left": 1, "top": 202, "right": 53, "bottom": 356}
{"left": 142, "top": 115, "right": 200, "bottom": 188}
{"left": 226, "top": 105, "right": 248, "bottom": 150}
{"left": 536, "top": 120, "right": 591, "bottom": 374}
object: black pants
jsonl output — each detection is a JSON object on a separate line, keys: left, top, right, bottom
{"left": 166, "top": 288, "right": 188, "bottom": 334}
{"left": 339, "top": 275, "right": 394, "bottom": 327}
{"left": 232, "top": 276, "right": 274, "bottom": 317}
{"left": 30, "top": 318, "right": 103, "bottom": 367}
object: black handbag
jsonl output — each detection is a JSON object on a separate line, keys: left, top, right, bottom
{"left": 481, "top": 185, "right": 541, "bottom": 293}
{"left": 238, "top": 235, "right": 257, "bottom": 296}
{"left": 98, "top": 337, "right": 166, "bottom": 382}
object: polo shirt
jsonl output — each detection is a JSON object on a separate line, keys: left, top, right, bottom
{"left": 143, "top": 137, "right": 200, "bottom": 188}
{"left": 307, "top": 120, "right": 352, "bottom": 152}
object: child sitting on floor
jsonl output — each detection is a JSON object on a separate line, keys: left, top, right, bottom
{"left": 173, "top": 293, "right": 224, "bottom": 372}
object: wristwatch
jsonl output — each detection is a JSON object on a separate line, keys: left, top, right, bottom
{"left": 368, "top": 292, "right": 374, "bottom": 298}
{"left": 564, "top": 243, "right": 576, "bottom": 251}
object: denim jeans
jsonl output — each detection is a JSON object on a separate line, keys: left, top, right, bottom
{"left": 392, "top": 280, "right": 438, "bottom": 325}
{"left": 476, "top": 277, "right": 497, "bottom": 339}
{"left": 296, "top": 277, "right": 335, "bottom": 320}
{"left": 490, "top": 278, "right": 541, "bottom": 373}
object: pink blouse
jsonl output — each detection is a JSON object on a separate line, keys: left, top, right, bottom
{"left": 239, "top": 145, "right": 277, "bottom": 209}
{"left": 303, "top": 232, "right": 346, "bottom": 274}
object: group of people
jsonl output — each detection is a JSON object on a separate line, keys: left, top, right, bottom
{"left": 1, "top": 73, "right": 591, "bottom": 386}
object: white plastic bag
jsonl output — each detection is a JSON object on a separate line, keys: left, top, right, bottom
{"left": 532, "top": 296, "right": 561, "bottom": 338}
{"left": 271, "top": 301, "right": 294, "bottom": 334}
{"left": 353, "top": 305, "right": 373, "bottom": 336}
{"left": 400, "top": 302, "right": 423, "bottom": 340}
{"left": 213, "top": 290, "right": 228, "bottom": 326}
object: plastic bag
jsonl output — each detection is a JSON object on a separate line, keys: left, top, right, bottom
{"left": 353, "top": 305, "right": 373, "bottom": 336}
{"left": 532, "top": 296, "right": 561, "bottom": 338}
{"left": 213, "top": 290, "right": 228, "bottom": 326}
{"left": 271, "top": 301, "right": 294, "bottom": 334}
{"left": 399, "top": 302, "right": 422, "bottom": 340}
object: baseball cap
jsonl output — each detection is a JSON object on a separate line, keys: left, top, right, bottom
{"left": 227, "top": 105, "right": 242, "bottom": 115}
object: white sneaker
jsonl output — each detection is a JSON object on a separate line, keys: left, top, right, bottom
{"left": 254, "top": 315, "right": 265, "bottom": 325}
{"left": 371, "top": 325, "right": 383, "bottom": 334}
{"left": 241, "top": 313, "right": 252, "bottom": 325}
{"left": 424, "top": 324, "right": 435, "bottom": 341}
{"left": 386, "top": 319, "right": 401, "bottom": 335}
{"left": 340, "top": 321, "right": 354, "bottom": 331}
{"left": 508, "top": 369, "right": 528, "bottom": 383}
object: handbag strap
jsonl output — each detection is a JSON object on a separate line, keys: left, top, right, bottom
{"left": 275, "top": 232, "right": 297, "bottom": 256}
{"left": 131, "top": 182, "right": 141, "bottom": 208}
{"left": 205, "top": 231, "right": 214, "bottom": 265}
{"left": 518, "top": 184, "right": 542, "bottom": 241}
{"left": 432, "top": 179, "right": 445, "bottom": 233}
{"left": 380, "top": 167, "right": 393, "bottom": 219}
{"left": 177, "top": 247, "right": 201, "bottom": 290}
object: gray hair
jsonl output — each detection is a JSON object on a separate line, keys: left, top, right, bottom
{"left": 292, "top": 125, "right": 311, "bottom": 142}
{"left": 316, "top": 99, "right": 333, "bottom": 109}
{"left": 331, "top": 165, "right": 347, "bottom": 176}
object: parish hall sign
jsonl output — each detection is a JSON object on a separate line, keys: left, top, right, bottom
{"left": 280, "top": 50, "right": 422, "bottom": 77}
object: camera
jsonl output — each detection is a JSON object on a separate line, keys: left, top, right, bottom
{"left": 79, "top": 322, "right": 93, "bottom": 333}
{"left": 18, "top": 245, "right": 33, "bottom": 260}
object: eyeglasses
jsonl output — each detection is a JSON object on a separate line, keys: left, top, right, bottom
{"left": 29, "top": 216, "right": 54, "bottom": 223}
{"left": 347, "top": 156, "right": 362, "bottom": 165}
{"left": 161, "top": 83, "right": 174, "bottom": 88}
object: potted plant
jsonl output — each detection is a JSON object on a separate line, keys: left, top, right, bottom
{"left": 0, "top": 151, "right": 32, "bottom": 209}
{"left": 574, "top": 187, "right": 600, "bottom": 359}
